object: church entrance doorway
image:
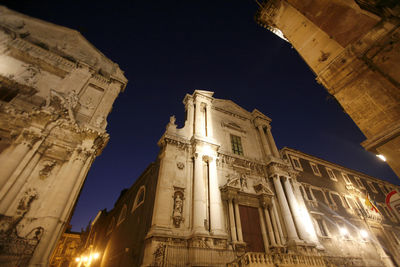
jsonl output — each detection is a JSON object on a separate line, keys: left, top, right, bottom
{"left": 239, "top": 205, "right": 264, "bottom": 252}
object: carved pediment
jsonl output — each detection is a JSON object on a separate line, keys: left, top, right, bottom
{"left": 253, "top": 180, "right": 274, "bottom": 196}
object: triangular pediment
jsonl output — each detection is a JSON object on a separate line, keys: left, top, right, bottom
{"left": 251, "top": 109, "right": 271, "bottom": 122}
{"left": 0, "top": 6, "right": 126, "bottom": 82}
{"left": 213, "top": 99, "right": 252, "bottom": 120}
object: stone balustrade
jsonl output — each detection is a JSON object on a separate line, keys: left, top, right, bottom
{"left": 227, "top": 252, "right": 329, "bottom": 267}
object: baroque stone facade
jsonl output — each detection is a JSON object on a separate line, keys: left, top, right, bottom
{"left": 256, "top": 0, "right": 400, "bottom": 179}
{"left": 82, "top": 90, "right": 400, "bottom": 267}
{"left": 0, "top": 6, "right": 127, "bottom": 267}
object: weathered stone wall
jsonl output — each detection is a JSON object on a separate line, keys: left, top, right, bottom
{"left": 0, "top": 6, "right": 127, "bottom": 267}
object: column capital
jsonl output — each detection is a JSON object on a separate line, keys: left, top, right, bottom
{"left": 16, "top": 129, "right": 42, "bottom": 148}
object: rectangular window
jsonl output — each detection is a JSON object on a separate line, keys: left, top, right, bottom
{"left": 354, "top": 177, "right": 365, "bottom": 189}
{"left": 230, "top": 134, "right": 243, "bottom": 156}
{"left": 326, "top": 167, "right": 337, "bottom": 181}
{"left": 305, "top": 187, "right": 314, "bottom": 201}
{"left": 342, "top": 173, "right": 351, "bottom": 184}
{"left": 291, "top": 156, "right": 302, "bottom": 171}
{"left": 310, "top": 162, "right": 321, "bottom": 176}
{"left": 316, "top": 219, "right": 328, "bottom": 237}
{"left": 367, "top": 181, "right": 378, "bottom": 193}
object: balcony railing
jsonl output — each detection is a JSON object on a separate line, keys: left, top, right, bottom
{"left": 227, "top": 252, "right": 329, "bottom": 267}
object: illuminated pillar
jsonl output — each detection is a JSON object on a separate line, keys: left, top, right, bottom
{"left": 270, "top": 198, "right": 283, "bottom": 245}
{"left": 234, "top": 199, "right": 243, "bottom": 241}
{"left": 266, "top": 126, "right": 280, "bottom": 158}
{"left": 30, "top": 147, "right": 90, "bottom": 266}
{"left": 263, "top": 206, "right": 277, "bottom": 246}
{"left": 192, "top": 152, "right": 207, "bottom": 235}
{"left": 1, "top": 144, "right": 48, "bottom": 214}
{"left": 257, "top": 124, "right": 272, "bottom": 158}
{"left": 292, "top": 180, "right": 320, "bottom": 244}
{"left": 283, "top": 177, "right": 309, "bottom": 242}
{"left": 273, "top": 175, "right": 300, "bottom": 242}
{"left": 0, "top": 130, "right": 41, "bottom": 192}
{"left": 258, "top": 207, "right": 270, "bottom": 253}
{"left": 184, "top": 96, "right": 194, "bottom": 136}
{"left": 205, "top": 103, "right": 213, "bottom": 138}
{"left": 194, "top": 99, "right": 205, "bottom": 137}
{"left": 208, "top": 156, "right": 225, "bottom": 236}
{"left": 228, "top": 198, "right": 237, "bottom": 241}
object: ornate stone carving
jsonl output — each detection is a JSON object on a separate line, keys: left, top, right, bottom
{"left": 17, "top": 130, "right": 42, "bottom": 148}
{"left": 172, "top": 188, "right": 184, "bottom": 227}
{"left": 253, "top": 179, "right": 274, "bottom": 196}
{"left": 153, "top": 243, "right": 166, "bottom": 266}
{"left": 226, "top": 172, "right": 247, "bottom": 191}
{"left": 45, "top": 89, "right": 79, "bottom": 123}
{"left": 16, "top": 188, "right": 38, "bottom": 217}
{"left": 38, "top": 160, "right": 56, "bottom": 180}
{"left": 176, "top": 162, "right": 184, "bottom": 170}
{"left": 19, "top": 64, "right": 41, "bottom": 87}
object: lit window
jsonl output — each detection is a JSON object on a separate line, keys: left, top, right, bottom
{"left": 326, "top": 168, "right": 337, "bottom": 181}
{"left": 316, "top": 219, "right": 328, "bottom": 237}
{"left": 367, "top": 181, "right": 378, "bottom": 194}
{"left": 341, "top": 173, "right": 351, "bottom": 184}
{"left": 117, "top": 204, "right": 127, "bottom": 225}
{"left": 230, "top": 134, "right": 243, "bottom": 156}
{"left": 354, "top": 177, "right": 365, "bottom": 189}
{"left": 291, "top": 156, "right": 302, "bottom": 170}
{"left": 132, "top": 186, "right": 145, "bottom": 213}
{"left": 310, "top": 162, "right": 321, "bottom": 176}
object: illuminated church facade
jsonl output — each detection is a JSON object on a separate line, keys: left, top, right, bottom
{"left": 82, "top": 90, "right": 400, "bottom": 267}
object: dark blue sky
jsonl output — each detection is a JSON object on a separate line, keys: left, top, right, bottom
{"left": 3, "top": 0, "right": 398, "bottom": 231}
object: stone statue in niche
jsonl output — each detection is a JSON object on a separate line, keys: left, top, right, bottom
{"left": 45, "top": 89, "right": 79, "bottom": 122}
{"left": 172, "top": 190, "right": 184, "bottom": 227}
{"left": 39, "top": 160, "right": 56, "bottom": 180}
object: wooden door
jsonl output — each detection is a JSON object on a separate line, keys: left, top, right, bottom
{"left": 239, "top": 205, "right": 265, "bottom": 252}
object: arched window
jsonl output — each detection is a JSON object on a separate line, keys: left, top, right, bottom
{"left": 132, "top": 185, "right": 145, "bottom": 213}
{"left": 117, "top": 204, "right": 127, "bottom": 225}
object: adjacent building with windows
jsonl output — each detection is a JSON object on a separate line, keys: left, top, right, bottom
{"left": 82, "top": 90, "right": 400, "bottom": 267}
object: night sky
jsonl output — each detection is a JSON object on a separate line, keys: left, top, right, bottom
{"left": 2, "top": 0, "right": 398, "bottom": 231}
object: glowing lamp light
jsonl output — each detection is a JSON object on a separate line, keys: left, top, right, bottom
{"left": 93, "top": 252, "right": 100, "bottom": 259}
{"left": 75, "top": 257, "right": 80, "bottom": 262}
{"left": 339, "top": 227, "right": 348, "bottom": 236}
{"left": 82, "top": 256, "right": 88, "bottom": 262}
{"left": 360, "top": 229, "right": 369, "bottom": 239}
{"left": 376, "top": 154, "right": 386, "bottom": 162}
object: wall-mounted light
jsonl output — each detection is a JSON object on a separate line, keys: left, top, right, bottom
{"left": 75, "top": 257, "right": 80, "bottom": 262}
{"left": 339, "top": 227, "right": 348, "bottom": 236}
{"left": 360, "top": 229, "right": 369, "bottom": 239}
{"left": 376, "top": 154, "right": 386, "bottom": 162}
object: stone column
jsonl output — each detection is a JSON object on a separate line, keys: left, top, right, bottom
{"left": 266, "top": 126, "right": 280, "bottom": 158}
{"left": 184, "top": 97, "right": 194, "bottom": 135}
{"left": 257, "top": 124, "right": 272, "bottom": 158}
{"left": 272, "top": 175, "right": 300, "bottom": 242}
{"left": 0, "top": 144, "right": 48, "bottom": 214}
{"left": 233, "top": 199, "right": 243, "bottom": 241}
{"left": 205, "top": 103, "right": 213, "bottom": 138}
{"left": 263, "top": 206, "right": 277, "bottom": 246}
{"left": 228, "top": 198, "right": 237, "bottom": 242}
{"left": 258, "top": 207, "right": 270, "bottom": 253}
{"left": 270, "top": 199, "right": 283, "bottom": 245}
{"left": 292, "top": 180, "right": 320, "bottom": 244}
{"left": 30, "top": 147, "right": 89, "bottom": 266}
{"left": 194, "top": 99, "right": 205, "bottom": 137}
{"left": 208, "top": 156, "right": 225, "bottom": 236}
{"left": 0, "top": 130, "right": 41, "bottom": 191}
{"left": 192, "top": 152, "right": 208, "bottom": 235}
{"left": 283, "top": 177, "right": 310, "bottom": 242}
